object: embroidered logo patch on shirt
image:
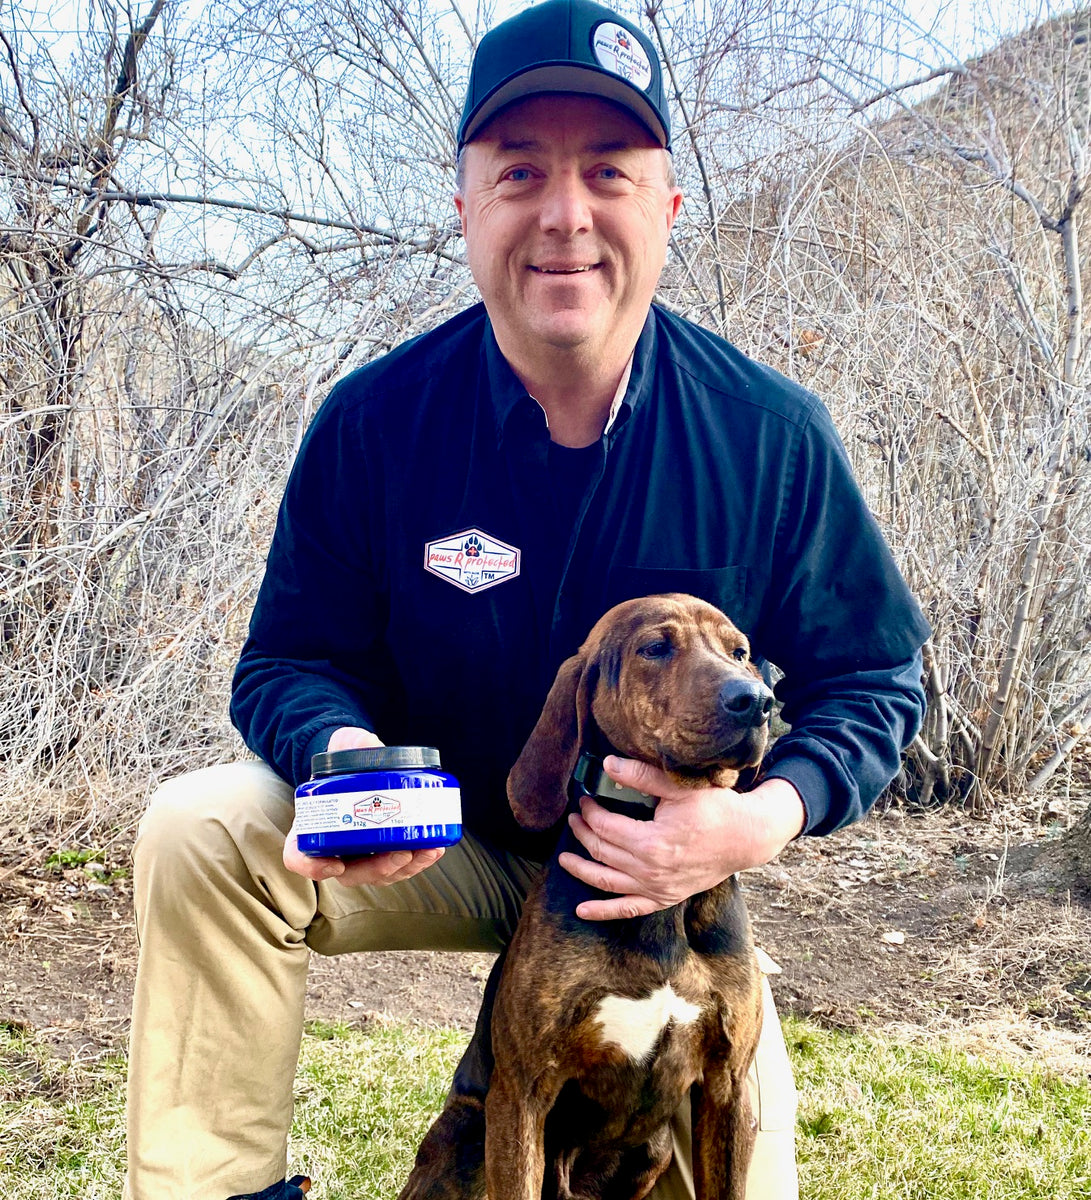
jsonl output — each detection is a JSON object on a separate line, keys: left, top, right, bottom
{"left": 424, "top": 528, "right": 521, "bottom": 594}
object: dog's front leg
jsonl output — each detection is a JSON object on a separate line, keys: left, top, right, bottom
{"left": 691, "top": 1071, "right": 755, "bottom": 1200}
{"left": 484, "top": 1066, "right": 559, "bottom": 1200}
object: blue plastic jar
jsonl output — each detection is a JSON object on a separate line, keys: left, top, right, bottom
{"left": 294, "top": 746, "right": 462, "bottom": 857}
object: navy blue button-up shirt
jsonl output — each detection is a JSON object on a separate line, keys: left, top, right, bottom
{"left": 232, "top": 302, "right": 929, "bottom": 858}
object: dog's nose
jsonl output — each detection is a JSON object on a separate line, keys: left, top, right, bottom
{"left": 719, "top": 678, "right": 774, "bottom": 727}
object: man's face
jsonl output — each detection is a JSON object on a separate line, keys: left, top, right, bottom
{"left": 454, "top": 94, "right": 683, "bottom": 363}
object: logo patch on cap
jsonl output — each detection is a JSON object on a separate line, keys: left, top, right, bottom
{"left": 424, "top": 528, "right": 521, "bottom": 594}
{"left": 591, "top": 21, "right": 653, "bottom": 91}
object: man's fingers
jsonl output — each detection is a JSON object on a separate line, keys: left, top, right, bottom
{"left": 567, "top": 808, "right": 606, "bottom": 858}
{"left": 327, "top": 726, "right": 384, "bottom": 753}
{"left": 575, "top": 893, "right": 663, "bottom": 922}
{"left": 567, "top": 806, "right": 647, "bottom": 874}
{"left": 336, "top": 847, "right": 445, "bottom": 888}
{"left": 557, "top": 849, "right": 642, "bottom": 897}
{"left": 283, "top": 834, "right": 444, "bottom": 887}
{"left": 571, "top": 795, "right": 648, "bottom": 849}
{"left": 283, "top": 836, "right": 342, "bottom": 880}
{"left": 602, "top": 754, "right": 674, "bottom": 797}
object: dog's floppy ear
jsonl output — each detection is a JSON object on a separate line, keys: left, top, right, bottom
{"left": 506, "top": 653, "right": 596, "bottom": 831}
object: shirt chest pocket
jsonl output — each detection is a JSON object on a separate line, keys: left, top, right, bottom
{"left": 606, "top": 565, "right": 756, "bottom": 636}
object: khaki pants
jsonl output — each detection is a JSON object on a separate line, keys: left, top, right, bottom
{"left": 126, "top": 762, "right": 798, "bottom": 1199}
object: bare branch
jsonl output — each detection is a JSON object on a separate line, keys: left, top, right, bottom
{"left": 0, "top": 27, "right": 38, "bottom": 153}
{"left": 2, "top": 171, "right": 462, "bottom": 258}
{"left": 646, "top": 2, "right": 730, "bottom": 327}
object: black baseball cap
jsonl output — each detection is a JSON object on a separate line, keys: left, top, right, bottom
{"left": 457, "top": 0, "right": 671, "bottom": 150}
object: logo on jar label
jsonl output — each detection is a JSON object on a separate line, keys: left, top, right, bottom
{"left": 353, "top": 795, "right": 403, "bottom": 825}
{"left": 424, "top": 528, "right": 521, "bottom": 594}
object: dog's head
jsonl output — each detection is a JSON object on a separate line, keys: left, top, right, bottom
{"left": 507, "top": 594, "right": 774, "bottom": 831}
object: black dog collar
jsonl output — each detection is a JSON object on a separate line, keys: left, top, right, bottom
{"left": 572, "top": 752, "right": 658, "bottom": 810}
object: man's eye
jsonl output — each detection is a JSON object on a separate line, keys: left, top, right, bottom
{"left": 505, "top": 167, "right": 533, "bottom": 182}
{"left": 596, "top": 166, "right": 622, "bottom": 180}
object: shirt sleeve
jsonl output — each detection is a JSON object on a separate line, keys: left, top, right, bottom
{"left": 229, "top": 385, "right": 390, "bottom": 786}
{"left": 761, "top": 651, "right": 925, "bottom": 834}
{"left": 753, "top": 398, "right": 931, "bottom": 834}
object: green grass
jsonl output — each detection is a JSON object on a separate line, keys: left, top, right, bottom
{"left": 0, "top": 1025, "right": 127, "bottom": 1195}
{"left": 0, "top": 1017, "right": 1087, "bottom": 1197}
{"left": 44, "top": 846, "right": 130, "bottom": 883}
{"left": 289, "top": 1019, "right": 467, "bottom": 1198}
{"left": 786, "top": 1015, "right": 1090, "bottom": 1198}
{"left": 44, "top": 848, "right": 105, "bottom": 870}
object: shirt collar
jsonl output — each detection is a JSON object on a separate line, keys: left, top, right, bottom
{"left": 484, "top": 309, "right": 658, "bottom": 444}
{"left": 603, "top": 357, "right": 634, "bottom": 436}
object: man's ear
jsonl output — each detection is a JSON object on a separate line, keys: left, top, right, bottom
{"left": 665, "top": 186, "right": 683, "bottom": 233}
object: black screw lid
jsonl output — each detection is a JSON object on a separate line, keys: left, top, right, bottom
{"left": 310, "top": 745, "right": 442, "bottom": 778}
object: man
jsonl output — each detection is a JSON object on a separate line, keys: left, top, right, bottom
{"left": 126, "top": 2, "right": 929, "bottom": 1197}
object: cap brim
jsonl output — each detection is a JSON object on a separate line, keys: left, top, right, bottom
{"left": 460, "top": 63, "right": 670, "bottom": 149}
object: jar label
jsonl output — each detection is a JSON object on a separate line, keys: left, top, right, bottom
{"left": 295, "top": 787, "right": 462, "bottom": 834}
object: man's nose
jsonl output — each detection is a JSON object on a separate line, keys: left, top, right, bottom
{"left": 538, "top": 171, "right": 593, "bottom": 236}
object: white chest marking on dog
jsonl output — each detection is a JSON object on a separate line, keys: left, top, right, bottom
{"left": 593, "top": 984, "right": 702, "bottom": 1062}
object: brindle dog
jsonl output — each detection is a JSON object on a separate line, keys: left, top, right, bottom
{"left": 400, "top": 594, "right": 774, "bottom": 1200}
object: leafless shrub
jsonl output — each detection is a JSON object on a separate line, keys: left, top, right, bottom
{"left": 0, "top": 0, "right": 468, "bottom": 826}
{"left": 651, "top": 1, "right": 1090, "bottom": 812}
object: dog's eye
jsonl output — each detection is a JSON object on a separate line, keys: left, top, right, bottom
{"left": 732, "top": 646, "right": 749, "bottom": 662}
{"left": 638, "top": 639, "right": 671, "bottom": 660}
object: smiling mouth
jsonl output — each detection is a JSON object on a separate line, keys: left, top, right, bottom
{"left": 529, "top": 264, "right": 601, "bottom": 275}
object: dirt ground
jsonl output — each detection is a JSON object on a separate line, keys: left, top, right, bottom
{"left": 2, "top": 789, "right": 1090, "bottom": 1077}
